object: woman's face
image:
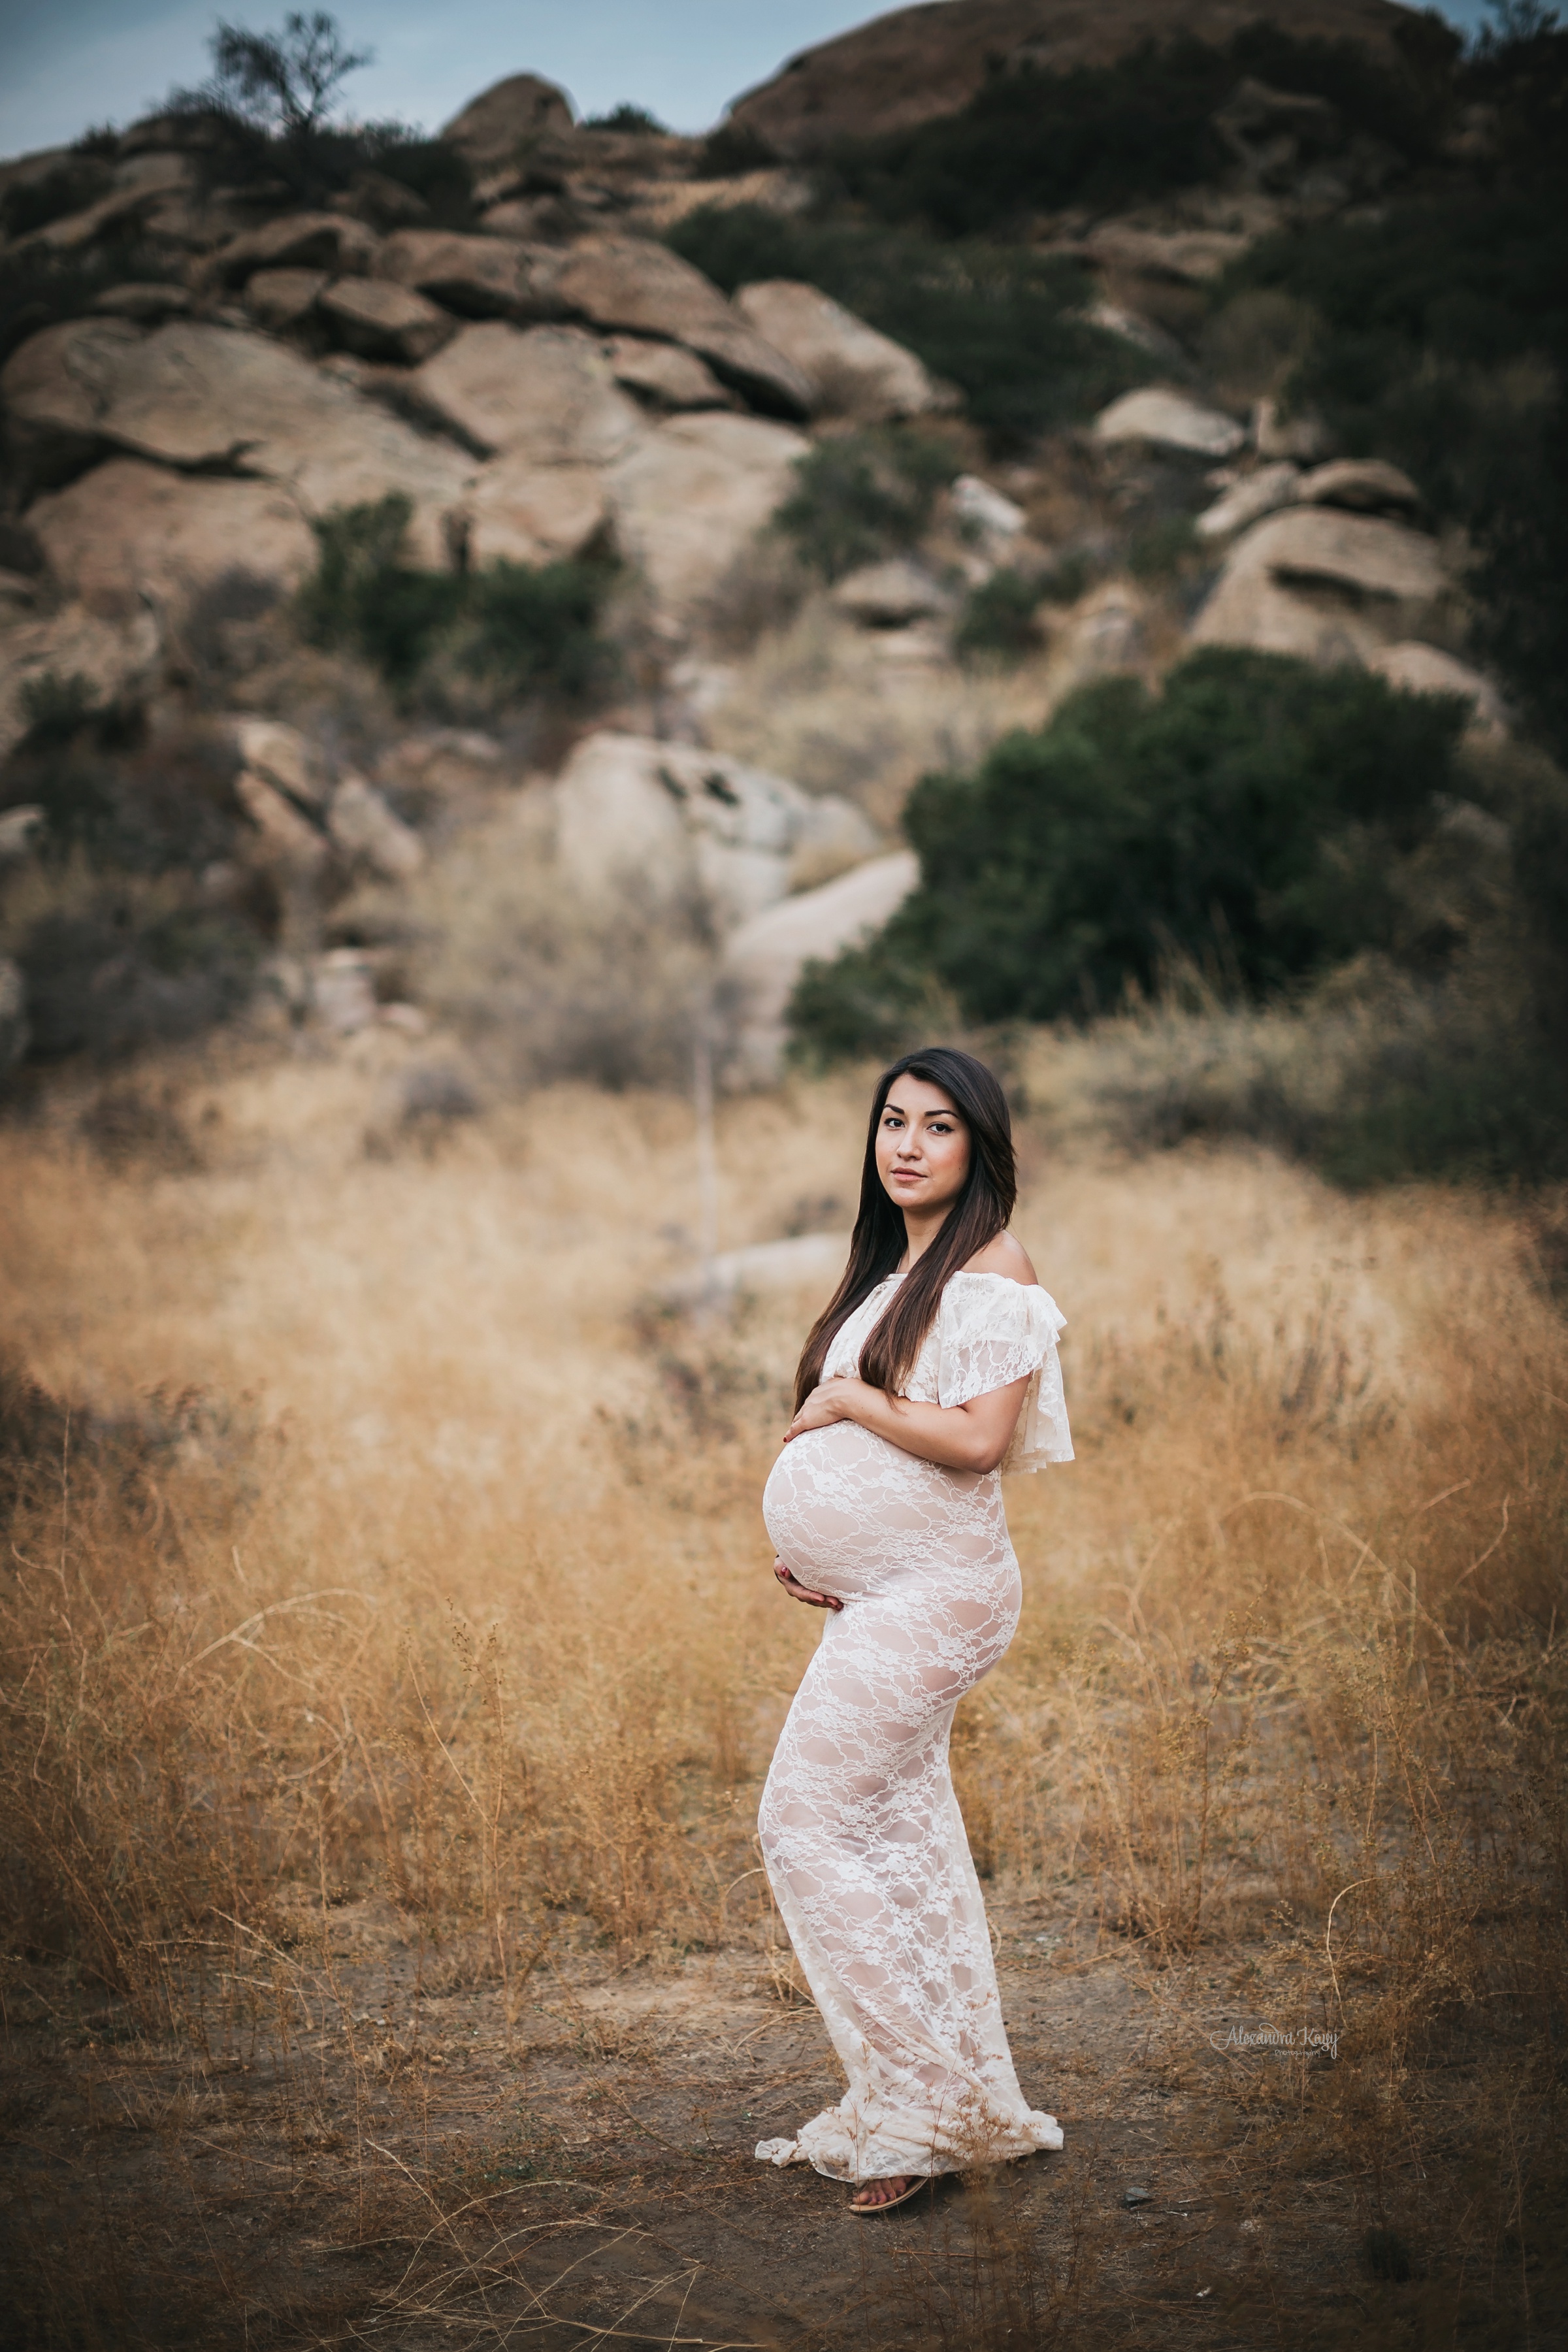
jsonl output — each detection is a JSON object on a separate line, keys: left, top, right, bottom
{"left": 875, "top": 1077, "right": 971, "bottom": 1221}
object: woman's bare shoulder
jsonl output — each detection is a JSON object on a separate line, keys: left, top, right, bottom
{"left": 960, "top": 1231, "right": 1037, "bottom": 1286}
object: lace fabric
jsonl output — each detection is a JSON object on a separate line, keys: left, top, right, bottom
{"left": 756, "top": 1269, "right": 1070, "bottom": 2183}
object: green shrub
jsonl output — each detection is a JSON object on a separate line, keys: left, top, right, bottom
{"left": 828, "top": 26, "right": 1446, "bottom": 240}
{"left": 0, "top": 157, "right": 114, "bottom": 242}
{"left": 666, "top": 208, "right": 1143, "bottom": 450}
{"left": 455, "top": 562, "right": 615, "bottom": 702}
{"left": 297, "top": 495, "right": 616, "bottom": 704}
{"left": 1127, "top": 515, "right": 1203, "bottom": 584}
{"left": 3, "top": 679, "right": 242, "bottom": 876}
{"left": 773, "top": 431, "right": 956, "bottom": 580}
{"left": 953, "top": 570, "right": 1047, "bottom": 661}
{"left": 4, "top": 872, "right": 259, "bottom": 1064}
{"left": 583, "top": 103, "right": 668, "bottom": 134}
{"left": 788, "top": 649, "right": 1473, "bottom": 1056}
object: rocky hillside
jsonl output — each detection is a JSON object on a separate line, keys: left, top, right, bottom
{"left": 0, "top": 0, "right": 1561, "bottom": 1164}
{"left": 724, "top": 0, "right": 1422, "bottom": 155}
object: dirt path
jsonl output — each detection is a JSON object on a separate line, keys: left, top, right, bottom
{"left": 3, "top": 1877, "right": 1385, "bottom": 2350}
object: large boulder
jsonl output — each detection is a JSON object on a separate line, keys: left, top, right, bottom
{"left": 551, "top": 238, "right": 812, "bottom": 419}
{"left": 244, "top": 268, "right": 329, "bottom": 332}
{"left": 721, "top": 850, "right": 921, "bottom": 1085}
{"left": 461, "top": 460, "right": 608, "bottom": 567}
{"left": 1366, "top": 641, "right": 1506, "bottom": 735}
{"left": 1092, "top": 387, "right": 1247, "bottom": 459}
{"left": 318, "top": 276, "right": 456, "bottom": 364}
{"left": 1296, "top": 457, "right": 1420, "bottom": 514}
{"left": 555, "top": 732, "right": 879, "bottom": 930}
{"left": 1195, "top": 461, "right": 1301, "bottom": 540}
{"left": 441, "top": 74, "right": 576, "bottom": 171}
{"left": 832, "top": 557, "right": 955, "bottom": 627}
{"left": 0, "top": 600, "right": 161, "bottom": 762}
{"left": 1084, "top": 223, "right": 1250, "bottom": 284}
{"left": 372, "top": 229, "right": 563, "bottom": 321}
{"left": 327, "top": 775, "right": 425, "bottom": 879}
{"left": 218, "top": 210, "right": 378, "bottom": 283}
{"left": 734, "top": 281, "right": 938, "bottom": 422}
{"left": 25, "top": 458, "right": 318, "bottom": 613}
{"left": 721, "top": 0, "right": 1414, "bottom": 155}
{"left": 1, "top": 319, "right": 475, "bottom": 566}
{"left": 605, "top": 411, "right": 809, "bottom": 624}
{"left": 604, "top": 335, "right": 734, "bottom": 412}
{"left": 410, "top": 323, "right": 642, "bottom": 463}
{"left": 1190, "top": 505, "right": 1449, "bottom": 664}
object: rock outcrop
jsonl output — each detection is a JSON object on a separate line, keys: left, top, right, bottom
{"left": 1196, "top": 461, "right": 1301, "bottom": 539}
{"left": 721, "top": 851, "right": 921, "bottom": 1085}
{"left": 606, "top": 412, "right": 810, "bottom": 623}
{"left": 25, "top": 457, "right": 318, "bottom": 612}
{"left": 3, "top": 318, "right": 474, "bottom": 564}
{"left": 734, "top": 282, "right": 938, "bottom": 422}
{"left": 1093, "top": 387, "right": 1247, "bottom": 459}
{"left": 832, "top": 558, "right": 954, "bottom": 627}
{"left": 555, "top": 732, "right": 879, "bottom": 930}
{"left": 412, "top": 323, "right": 644, "bottom": 463}
{"left": 372, "top": 229, "right": 559, "bottom": 321}
{"left": 1190, "top": 505, "right": 1449, "bottom": 663}
{"left": 603, "top": 336, "right": 734, "bottom": 411}
{"left": 0, "top": 600, "right": 161, "bottom": 762}
{"left": 1366, "top": 641, "right": 1505, "bottom": 734}
{"left": 552, "top": 239, "right": 813, "bottom": 419}
{"left": 440, "top": 74, "right": 576, "bottom": 171}
{"left": 318, "top": 278, "right": 456, "bottom": 364}
{"left": 461, "top": 460, "right": 608, "bottom": 567}
{"left": 722, "top": 0, "right": 1414, "bottom": 157}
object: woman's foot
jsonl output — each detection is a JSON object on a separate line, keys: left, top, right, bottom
{"left": 849, "top": 2174, "right": 919, "bottom": 2213}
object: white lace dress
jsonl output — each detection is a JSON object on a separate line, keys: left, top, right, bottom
{"left": 756, "top": 1269, "right": 1073, "bottom": 2184}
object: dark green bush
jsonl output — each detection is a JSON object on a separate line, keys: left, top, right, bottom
{"left": 666, "top": 208, "right": 1142, "bottom": 450}
{"left": 583, "top": 103, "right": 668, "bottom": 134}
{"left": 3, "top": 680, "right": 242, "bottom": 876}
{"left": 789, "top": 649, "right": 1473, "bottom": 1054}
{"left": 774, "top": 431, "right": 956, "bottom": 580}
{"left": 14, "top": 892, "right": 259, "bottom": 1064}
{"left": 698, "top": 120, "right": 776, "bottom": 176}
{"left": 953, "top": 570, "right": 1047, "bottom": 661}
{"left": 0, "top": 157, "right": 114, "bottom": 241}
{"left": 297, "top": 495, "right": 615, "bottom": 703}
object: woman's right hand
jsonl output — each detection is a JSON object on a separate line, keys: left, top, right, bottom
{"left": 773, "top": 1556, "right": 842, "bottom": 1612}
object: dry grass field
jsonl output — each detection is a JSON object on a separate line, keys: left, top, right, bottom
{"left": 1, "top": 1026, "right": 1564, "bottom": 2351}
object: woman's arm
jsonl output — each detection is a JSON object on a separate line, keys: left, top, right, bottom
{"left": 783, "top": 1374, "right": 1030, "bottom": 1475}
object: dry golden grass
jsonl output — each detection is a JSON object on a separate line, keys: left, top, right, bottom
{"left": 1, "top": 1036, "right": 1564, "bottom": 2347}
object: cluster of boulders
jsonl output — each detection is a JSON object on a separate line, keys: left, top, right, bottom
{"left": 1089, "top": 383, "right": 1497, "bottom": 724}
{"left": 0, "top": 70, "right": 954, "bottom": 761}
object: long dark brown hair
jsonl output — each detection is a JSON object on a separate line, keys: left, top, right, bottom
{"left": 792, "top": 1047, "right": 1018, "bottom": 1410}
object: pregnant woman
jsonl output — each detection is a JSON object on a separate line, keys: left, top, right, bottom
{"left": 757, "top": 1046, "right": 1072, "bottom": 2215}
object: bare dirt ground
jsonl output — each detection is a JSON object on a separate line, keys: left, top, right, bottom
{"left": 6, "top": 1880, "right": 1396, "bottom": 2351}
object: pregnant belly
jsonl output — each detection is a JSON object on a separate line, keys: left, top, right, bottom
{"left": 762, "top": 1422, "right": 994, "bottom": 1600}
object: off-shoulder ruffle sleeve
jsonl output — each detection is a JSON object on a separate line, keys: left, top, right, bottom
{"left": 937, "top": 1274, "right": 1073, "bottom": 1473}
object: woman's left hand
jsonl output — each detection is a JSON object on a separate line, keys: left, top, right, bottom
{"left": 784, "top": 1377, "right": 868, "bottom": 1442}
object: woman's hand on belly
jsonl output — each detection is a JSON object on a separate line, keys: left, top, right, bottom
{"left": 773, "top": 1556, "right": 843, "bottom": 1612}
{"left": 785, "top": 1371, "right": 1032, "bottom": 1475}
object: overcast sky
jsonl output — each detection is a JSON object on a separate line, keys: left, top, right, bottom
{"left": 0, "top": 0, "right": 1500, "bottom": 160}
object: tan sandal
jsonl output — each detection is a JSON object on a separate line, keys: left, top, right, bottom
{"left": 848, "top": 2175, "right": 930, "bottom": 2215}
